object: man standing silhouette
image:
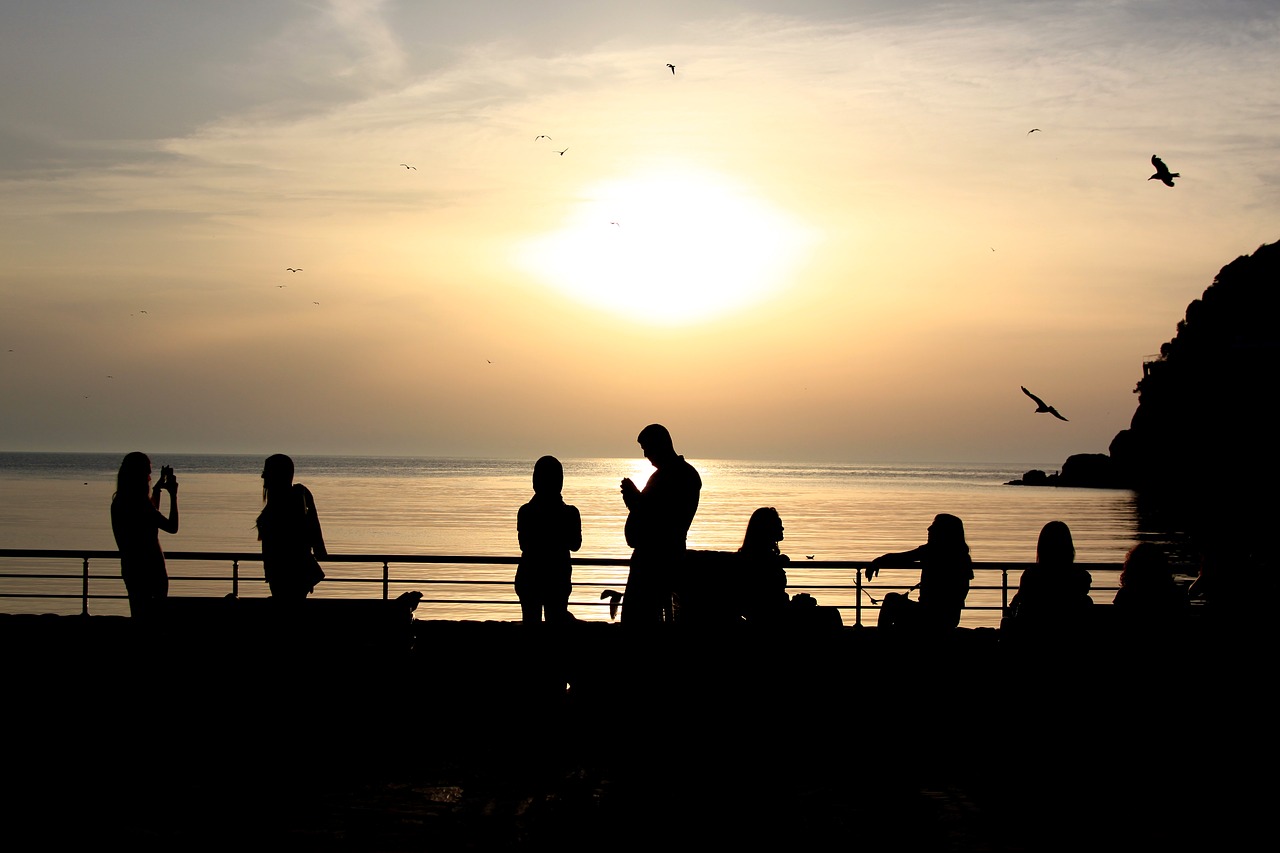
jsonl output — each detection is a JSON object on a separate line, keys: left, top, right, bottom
{"left": 619, "top": 424, "right": 701, "bottom": 625}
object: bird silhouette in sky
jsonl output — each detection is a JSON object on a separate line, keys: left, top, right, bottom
{"left": 535, "top": 135, "right": 552, "bottom": 140}
{"left": 1149, "top": 155, "right": 1179, "bottom": 187}
{"left": 287, "top": 268, "right": 302, "bottom": 272}
{"left": 400, "top": 163, "right": 416, "bottom": 170}
{"left": 667, "top": 63, "right": 676, "bottom": 74}
{"left": 1021, "top": 386, "right": 1069, "bottom": 421}
{"left": 555, "top": 148, "right": 568, "bottom": 156}
{"left": 1027, "top": 128, "right": 1041, "bottom": 134}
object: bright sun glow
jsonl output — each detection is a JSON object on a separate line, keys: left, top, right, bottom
{"left": 515, "top": 169, "right": 817, "bottom": 325}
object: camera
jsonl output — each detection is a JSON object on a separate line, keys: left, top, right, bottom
{"left": 160, "top": 465, "right": 173, "bottom": 484}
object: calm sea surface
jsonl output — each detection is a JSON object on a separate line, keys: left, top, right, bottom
{"left": 0, "top": 452, "right": 1189, "bottom": 626}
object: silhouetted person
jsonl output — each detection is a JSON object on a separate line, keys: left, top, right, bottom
{"left": 737, "top": 507, "right": 791, "bottom": 624}
{"left": 110, "top": 451, "right": 178, "bottom": 619}
{"left": 256, "top": 453, "right": 326, "bottom": 602}
{"left": 515, "top": 455, "right": 582, "bottom": 624}
{"left": 1114, "top": 542, "right": 1187, "bottom": 616}
{"left": 866, "top": 513, "right": 973, "bottom": 632}
{"left": 619, "top": 424, "right": 701, "bottom": 625}
{"left": 1006, "top": 520, "right": 1093, "bottom": 626}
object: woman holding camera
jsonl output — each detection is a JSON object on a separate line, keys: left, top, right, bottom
{"left": 110, "top": 451, "right": 179, "bottom": 619}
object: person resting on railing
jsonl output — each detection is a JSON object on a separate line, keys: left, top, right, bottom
{"left": 110, "top": 451, "right": 179, "bottom": 620}
{"left": 865, "top": 513, "right": 973, "bottom": 632}
{"left": 256, "top": 453, "right": 327, "bottom": 603}
{"left": 1005, "top": 520, "right": 1092, "bottom": 629}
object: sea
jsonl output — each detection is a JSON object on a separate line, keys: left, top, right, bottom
{"left": 0, "top": 452, "right": 1191, "bottom": 627}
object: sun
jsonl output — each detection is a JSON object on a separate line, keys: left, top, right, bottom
{"left": 514, "top": 168, "right": 817, "bottom": 325}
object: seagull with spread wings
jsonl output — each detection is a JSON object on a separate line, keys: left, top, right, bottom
{"left": 1021, "top": 386, "right": 1068, "bottom": 421}
{"left": 1149, "top": 155, "right": 1179, "bottom": 187}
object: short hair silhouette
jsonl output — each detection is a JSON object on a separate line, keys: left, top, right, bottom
{"left": 637, "top": 423, "right": 674, "bottom": 452}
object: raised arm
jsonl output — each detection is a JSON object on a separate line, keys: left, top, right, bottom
{"left": 156, "top": 471, "right": 179, "bottom": 534}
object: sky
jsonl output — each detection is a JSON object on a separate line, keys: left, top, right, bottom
{"left": 2, "top": 0, "right": 1278, "bottom": 464}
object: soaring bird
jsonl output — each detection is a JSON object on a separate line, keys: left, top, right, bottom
{"left": 535, "top": 135, "right": 552, "bottom": 140}
{"left": 400, "top": 163, "right": 416, "bottom": 170}
{"left": 286, "top": 268, "right": 302, "bottom": 272}
{"left": 666, "top": 63, "right": 676, "bottom": 74}
{"left": 1021, "top": 386, "right": 1068, "bottom": 421}
{"left": 1149, "top": 155, "right": 1179, "bottom": 187}
{"left": 555, "top": 148, "right": 568, "bottom": 156}
{"left": 1027, "top": 128, "right": 1041, "bottom": 134}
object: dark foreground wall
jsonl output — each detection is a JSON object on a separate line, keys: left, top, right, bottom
{"left": 2, "top": 605, "right": 1274, "bottom": 851}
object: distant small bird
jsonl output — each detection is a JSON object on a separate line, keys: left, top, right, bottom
{"left": 806, "top": 555, "right": 815, "bottom": 560}
{"left": 1027, "top": 128, "right": 1041, "bottom": 134}
{"left": 313, "top": 301, "right": 320, "bottom": 306}
{"left": 276, "top": 285, "right": 286, "bottom": 288}
{"left": 400, "top": 163, "right": 416, "bottom": 170}
{"left": 601, "top": 589, "right": 624, "bottom": 620}
{"left": 139, "top": 310, "right": 148, "bottom": 314}
{"left": 1149, "top": 155, "right": 1179, "bottom": 187}
{"left": 666, "top": 63, "right": 676, "bottom": 74}
{"left": 555, "top": 148, "right": 568, "bottom": 156}
{"left": 1021, "top": 386, "right": 1069, "bottom": 421}
{"left": 287, "top": 268, "right": 302, "bottom": 272}
{"left": 610, "top": 221, "right": 621, "bottom": 227}
{"left": 535, "top": 135, "right": 552, "bottom": 140}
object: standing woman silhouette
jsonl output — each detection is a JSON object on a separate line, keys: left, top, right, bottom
{"left": 110, "top": 451, "right": 179, "bottom": 619}
{"left": 256, "top": 454, "right": 327, "bottom": 601}
{"left": 516, "top": 455, "right": 582, "bottom": 624}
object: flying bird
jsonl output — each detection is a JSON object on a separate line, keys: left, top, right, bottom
{"left": 555, "top": 148, "right": 568, "bottom": 156}
{"left": 400, "top": 163, "right": 416, "bottom": 170}
{"left": 286, "top": 268, "right": 302, "bottom": 272}
{"left": 667, "top": 63, "right": 676, "bottom": 74}
{"left": 1149, "top": 155, "right": 1179, "bottom": 187}
{"left": 535, "top": 135, "right": 552, "bottom": 140}
{"left": 1027, "top": 128, "right": 1041, "bottom": 134}
{"left": 1021, "top": 386, "right": 1069, "bottom": 421}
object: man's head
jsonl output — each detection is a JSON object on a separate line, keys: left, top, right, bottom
{"left": 637, "top": 423, "right": 676, "bottom": 465}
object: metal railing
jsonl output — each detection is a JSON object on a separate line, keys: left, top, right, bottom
{"left": 0, "top": 549, "right": 1131, "bottom": 626}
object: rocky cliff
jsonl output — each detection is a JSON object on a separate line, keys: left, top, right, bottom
{"left": 1014, "top": 238, "right": 1280, "bottom": 543}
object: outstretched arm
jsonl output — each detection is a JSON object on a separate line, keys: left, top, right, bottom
{"left": 864, "top": 545, "right": 926, "bottom": 580}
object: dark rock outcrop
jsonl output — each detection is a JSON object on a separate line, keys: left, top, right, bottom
{"left": 1020, "top": 238, "right": 1280, "bottom": 564}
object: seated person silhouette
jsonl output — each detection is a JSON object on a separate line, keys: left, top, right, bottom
{"left": 736, "top": 507, "right": 791, "bottom": 624}
{"left": 866, "top": 513, "right": 973, "bottom": 632}
{"left": 1113, "top": 542, "right": 1188, "bottom": 625}
{"left": 1006, "top": 520, "right": 1093, "bottom": 629}
{"left": 515, "top": 455, "right": 582, "bottom": 624}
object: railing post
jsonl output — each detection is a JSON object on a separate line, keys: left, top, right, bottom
{"left": 1001, "top": 565, "right": 1009, "bottom": 615}
{"left": 82, "top": 555, "right": 90, "bottom": 616}
{"left": 233, "top": 558, "right": 239, "bottom": 598}
{"left": 854, "top": 567, "right": 863, "bottom": 628}
{"left": 382, "top": 561, "right": 390, "bottom": 600}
